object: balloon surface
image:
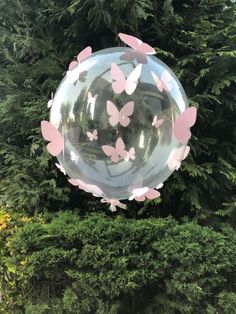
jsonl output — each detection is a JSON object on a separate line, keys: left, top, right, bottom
{"left": 43, "top": 43, "right": 196, "bottom": 202}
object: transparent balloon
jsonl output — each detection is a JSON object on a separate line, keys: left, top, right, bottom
{"left": 50, "top": 47, "right": 189, "bottom": 200}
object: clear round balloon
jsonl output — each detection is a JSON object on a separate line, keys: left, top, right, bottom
{"left": 50, "top": 47, "right": 188, "bottom": 200}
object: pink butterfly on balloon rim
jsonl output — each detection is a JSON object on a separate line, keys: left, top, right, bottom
{"left": 68, "top": 46, "right": 92, "bottom": 71}
{"left": 107, "top": 100, "right": 134, "bottom": 127}
{"left": 118, "top": 33, "right": 155, "bottom": 64}
{"left": 102, "top": 137, "right": 135, "bottom": 163}
{"left": 173, "top": 107, "right": 197, "bottom": 144}
{"left": 68, "top": 178, "right": 103, "bottom": 197}
{"left": 86, "top": 129, "right": 98, "bottom": 141}
{"left": 151, "top": 70, "right": 173, "bottom": 93}
{"left": 129, "top": 187, "right": 161, "bottom": 202}
{"left": 167, "top": 146, "right": 190, "bottom": 171}
{"left": 111, "top": 63, "right": 142, "bottom": 95}
{"left": 87, "top": 91, "right": 97, "bottom": 106}
{"left": 41, "top": 120, "right": 64, "bottom": 156}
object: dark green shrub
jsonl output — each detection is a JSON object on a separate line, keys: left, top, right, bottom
{"left": 1, "top": 211, "right": 235, "bottom": 313}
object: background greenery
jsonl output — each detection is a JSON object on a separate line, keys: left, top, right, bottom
{"left": 0, "top": 0, "right": 235, "bottom": 313}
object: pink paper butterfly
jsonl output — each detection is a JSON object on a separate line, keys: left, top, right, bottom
{"left": 101, "top": 198, "right": 127, "bottom": 212}
{"left": 151, "top": 70, "right": 173, "bottom": 93}
{"left": 173, "top": 107, "right": 197, "bottom": 144}
{"left": 68, "top": 178, "right": 103, "bottom": 197}
{"left": 102, "top": 137, "right": 127, "bottom": 163}
{"left": 107, "top": 100, "right": 134, "bottom": 127}
{"left": 68, "top": 46, "right": 92, "bottom": 70}
{"left": 47, "top": 92, "right": 54, "bottom": 108}
{"left": 111, "top": 63, "right": 142, "bottom": 95}
{"left": 118, "top": 33, "right": 155, "bottom": 55}
{"left": 152, "top": 115, "right": 164, "bottom": 128}
{"left": 129, "top": 187, "right": 160, "bottom": 202}
{"left": 167, "top": 146, "right": 190, "bottom": 171}
{"left": 87, "top": 91, "right": 97, "bottom": 106}
{"left": 55, "top": 163, "right": 66, "bottom": 175}
{"left": 124, "top": 147, "right": 136, "bottom": 161}
{"left": 41, "top": 121, "right": 64, "bottom": 156}
{"left": 86, "top": 129, "right": 98, "bottom": 141}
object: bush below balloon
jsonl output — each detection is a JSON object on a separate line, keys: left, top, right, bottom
{"left": 41, "top": 33, "right": 197, "bottom": 211}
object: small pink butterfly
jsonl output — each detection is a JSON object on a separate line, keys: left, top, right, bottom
{"left": 87, "top": 91, "right": 97, "bottom": 106}
{"left": 167, "top": 146, "right": 190, "bottom": 171}
{"left": 47, "top": 92, "right": 54, "bottom": 108}
{"left": 101, "top": 198, "right": 127, "bottom": 212}
{"left": 111, "top": 63, "right": 142, "bottom": 95}
{"left": 152, "top": 115, "right": 164, "bottom": 128}
{"left": 118, "top": 33, "right": 155, "bottom": 55}
{"left": 41, "top": 121, "right": 64, "bottom": 156}
{"left": 102, "top": 137, "right": 127, "bottom": 163}
{"left": 151, "top": 70, "right": 173, "bottom": 93}
{"left": 55, "top": 163, "right": 66, "bottom": 175}
{"left": 68, "top": 178, "right": 103, "bottom": 197}
{"left": 124, "top": 147, "right": 136, "bottom": 161}
{"left": 173, "top": 107, "right": 197, "bottom": 144}
{"left": 129, "top": 187, "right": 160, "bottom": 202}
{"left": 86, "top": 129, "right": 98, "bottom": 141}
{"left": 68, "top": 46, "right": 92, "bottom": 70}
{"left": 107, "top": 100, "right": 134, "bottom": 127}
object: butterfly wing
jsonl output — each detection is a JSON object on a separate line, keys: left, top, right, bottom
{"left": 93, "top": 129, "right": 98, "bottom": 140}
{"left": 41, "top": 121, "right": 64, "bottom": 156}
{"left": 173, "top": 107, "right": 197, "bottom": 144}
{"left": 102, "top": 145, "right": 120, "bottom": 163}
{"left": 85, "top": 184, "right": 103, "bottom": 197}
{"left": 119, "top": 101, "right": 134, "bottom": 127}
{"left": 107, "top": 100, "right": 120, "bottom": 126}
{"left": 77, "top": 46, "right": 92, "bottom": 62}
{"left": 115, "top": 137, "right": 126, "bottom": 158}
{"left": 118, "top": 33, "right": 140, "bottom": 50}
{"left": 151, "top": 70, "right": 164, "bottom": 92}
{"left": 126, "top": 64, "right": 142, "bottom": 95}
{"left": 118, "top": 33, "right": 155, "bottom": 54}
{"left": 145, "top": 189, "right": 160, "bottom": 200}
{"left": 111, "top": 63, "right": 126, "bottom": 94}
{"left": 161, "top": 70, "right": 173, "bottom": 92}
{"left": 86, "top": 131, "right": 93, "bottom": 141}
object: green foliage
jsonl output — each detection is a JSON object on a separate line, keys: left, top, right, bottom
{"left": 0, "top": 211, "right": 236, "bottom": 313}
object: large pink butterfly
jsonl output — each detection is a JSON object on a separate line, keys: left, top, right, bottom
{"left": 68, "top": 46, "right": 92, "bottom": 70}
{"left": 111, "top": 63, "right": 142, "bottom": 95}
{"left": 151, "top": 70, "right": 173, "bottom": 93}
{"left": 86, "top": 129, "right": 98, "bottom": 141}
{"left": 41, "top": 121, "right": 64, "bottom": 156}
{"left": 118, "top": 33, "right": 155, "bottom": 55}
{"left": 102, "top": 137, "right": 127, "bottom": 163}
{"left": 107, "top": 100, "right": 134, "bottom": 127}
{"left": 129, "top": 187, "right": 160, "bottom": 202}
{"left": 173, "top": 107, "right": 197, "bottom": 144}
{"left": 68, "top": 178, "right": 103, "bottom": 197}
{"left": 167, "top": 146, "right": 190, "bottom": 171}
{"left": 152, "top": 115, "right": 164, "bottom": 128}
